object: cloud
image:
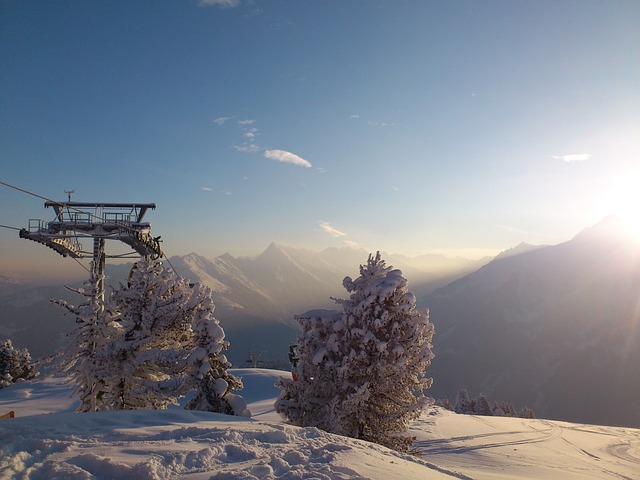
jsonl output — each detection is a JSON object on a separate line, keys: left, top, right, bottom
{"left": 552, "top": 153, "right": 591, "bottom": 162}
{"left": 238, "top": 119, "right": 255, "bottom": 125}
{"left": 212, "top": 117, "right": 230, "bottom": 125}
{"left": 319, "top": 221, "right": 346, "bottom": 237}
{"left": 243, "top": 127, "right": 258, "bottom": 139}
{"left": 264, "top": 149, "right": 312, "bottom": 168}
{"left": 234, "top": 144, "right": 261, "bottom": 154}
{"left": 343, "top": 240, "right": 363, "bottom": 249}
{"left": 350, "top": 114, "right": 360, "bottom": 119}
{"left": 197, "top": 0, "right": 241, "bottom": 7}
{"left": 201, "top": 186, "right": 213, "bottom": 192}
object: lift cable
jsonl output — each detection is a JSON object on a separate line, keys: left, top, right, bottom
{"left": 1, "top": 180, "right": 148, "bottom": 237}
{"left": 0, "top": 224, "right": 22, "bottom": 231}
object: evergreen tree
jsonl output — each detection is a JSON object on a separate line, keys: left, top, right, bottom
{"left": 454, "top": 389, "right": 473, "bottom": 414}
{"left": 520, "top": 406, "right": 536, "bottom": 419}
{"left": 55, "top": 259, "right": 247, "bottom": 415}
{"left": 276, "top": 252, "right": 434, "bottom": 451}
{"left": 436, "top": 397, "right": 453, "bottom": 411}
{"left": 107, "top": 260, "right": 193, "bottom": 410}
{"left": 53, "top": 264, "right": 119, "bottom": 411}
{"left": 492, "top": 401, "right": 506, "bottom": 416}
{"left": 0, "top": 339, "right": 38, "bottom": 388}
{"left": 474, "top": 394, "right": 493, "bottom": 416}
{"left": 107, "top": 260, "right": 248, "bottom": 414}
{"left": 184, "top": 283, "right": 249, "bottom": 416}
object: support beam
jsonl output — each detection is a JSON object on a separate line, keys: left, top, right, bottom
{"left": 93, "top": 237, "right": 106, "bottom": 306}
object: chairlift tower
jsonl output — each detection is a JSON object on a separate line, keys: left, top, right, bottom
{"left": 20, "top": 201, "right": 163, "bottom": 302}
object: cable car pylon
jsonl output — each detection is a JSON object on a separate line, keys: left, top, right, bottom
{"left": 19, "top": 199, "right": 163, "bottom": 303}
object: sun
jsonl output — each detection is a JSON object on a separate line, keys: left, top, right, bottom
{"left": 596, "top": 170, "right": 640, "bottom": 239}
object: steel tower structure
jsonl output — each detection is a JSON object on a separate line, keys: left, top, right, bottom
{"left": 20, "top": 201, "right": 163, "bottom": 302}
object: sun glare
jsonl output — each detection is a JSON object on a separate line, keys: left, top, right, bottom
{"left": 597, "top": 170, "right": 640, "bottom": 239}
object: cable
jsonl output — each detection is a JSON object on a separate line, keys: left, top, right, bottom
{"left": 0, "top": 180, "right": 155, "bottom": 239}
{"left": 162, "top": 253, "right": 181, "bottom": 278}
{"left": 1, "top": 179, "right": 163, "bottom": 257}
{"left": 0, "top": 180, "right": 57, "bottom": 205}
{"left": 71, "top": 257, "right": 92, "bottom": 275}
{"left": 0, "top": 224, "right": 22, "bottom": 231}
{"left": 2, "top": 179, "right": 183, "bottom": 279}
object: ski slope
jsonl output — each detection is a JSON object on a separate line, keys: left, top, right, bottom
{"left": 1, "top": 369, "right": 638, "bottom": 479}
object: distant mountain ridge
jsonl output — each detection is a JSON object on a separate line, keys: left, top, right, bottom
{"left": 0, "top": 243, "right": 485, "bottom": 365}
{"left": 423, "top": 216, "right": 640, "bottom": 427}
{"left": 2, "top": 218, "right": 639, "bottom": 427}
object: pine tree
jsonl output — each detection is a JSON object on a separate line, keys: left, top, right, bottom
{"left": 55, "top": 259, "right": 247, "bottom": 415}
{"left": 0, "top": 339, "right": 38, "bottom": 388}
{"left": 497, "top": 401, "right": 517, "bottom": 417}
{"left": 474, "top": 393, "right": 493, "bottom": 416}
{"left": 276, "top": 252, "right": 434, "bottom": 451}
{"left": 520, "top": 406, "right": 536, "bottom": 419}
{"left": 107, "top": 260, "right": 194, "bottom": 410}
{"left": 184, "top": 283, "right": 249, "bottom": 416}
{"left": 107, "top": 260, "right": 248, "bottom": 414}
{"left": 53, "top": 264, "right": 119, "bottom": 411}
{"left": 454, "top": 389, "right": 473, "bottom": 414}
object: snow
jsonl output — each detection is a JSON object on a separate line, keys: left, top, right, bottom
{"left": 1, "top": 369, "right": 639, "bottom": 479}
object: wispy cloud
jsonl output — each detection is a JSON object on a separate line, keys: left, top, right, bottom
{"left": 343, "top": 240, "right": 363, "bottom": 249}
{"left": 319, "top": 221, "right": 346, "bottom": 237}
{"left": 243, "top": 128, "right": 258, "bottom": 139}
{"left": 234, "top": 144, "right": 260, "bottom": 153}
{"left": 264, "top": 149, "right": 312, "bottom": 168}
{"left": 201, "top": 186, "right": 231, "bottom": 195}
{"left": 197, "top": 0, "right": 241, "bottom": 8}
{"left": 238, "top": 119, "right": 255, "bottom": 125}
{"left": 552, "top": 153, "right": 591, "bottom": 162}
{"left": 350, "top": 114, "right": 360, "bottom": 119}
{"left": 212, "top": 117, "right": 230, "bottom": 125}
{"left": 367, "top": 121, "right": 393, "bottom": 127}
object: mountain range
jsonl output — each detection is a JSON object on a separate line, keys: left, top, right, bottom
{"left": 0, "top": 243, "right": 485, "bottom": 367}
{"left": 1, "top": 217, "right": 639, "bottom": 427}
{"left": 423, "top": 216, "right": 640, "bottom": 427}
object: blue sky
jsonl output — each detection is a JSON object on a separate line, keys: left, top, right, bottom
{"left": 1, "top": 0, "right": 639, "bottom": 281}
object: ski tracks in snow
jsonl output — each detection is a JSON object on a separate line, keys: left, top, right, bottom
{"left": 412, "top": 411, "right": 640, "bottom": 480}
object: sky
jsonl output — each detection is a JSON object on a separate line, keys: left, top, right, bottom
{"left": 1, "top": 0, "right": 639, "bottom": 282}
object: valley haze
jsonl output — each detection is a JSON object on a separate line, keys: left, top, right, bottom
{"left": 1, "top": 216, "right": 639, "bottom": 430}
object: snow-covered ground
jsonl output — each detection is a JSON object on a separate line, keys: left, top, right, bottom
{"left": 1, "top": 369, "right": 638, "bottom": 479}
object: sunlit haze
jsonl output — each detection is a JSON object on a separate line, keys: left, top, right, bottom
{"left": 1, "top": 1, "right": 639, "bottom": 282}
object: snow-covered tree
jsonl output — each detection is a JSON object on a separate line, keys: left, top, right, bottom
{"left": 54, "top": 259, "right": 247, "bottom": 415}
{"left": 474, "top": 393, "right": 493, "bottom": 416}
{"left": 276, "top": 252, "right": 434, "bottom": 451}
{"left": 107, "top": 260, "right": 247, "bottom": 414}
{"left": 53, "top": 264, "right": 119, "bottom": 411}
{"left": 499, "top": 401, "right": 518, "bottom": 417}
{"left": 0, "top": 339, "right": 38, "bottom": 388}
{"left": 184, "top": 283, "right": 249, "bottom": 416}
{"left": 436, "top": 397, "right": 453, "bottom": 411}
{"left": 454, "top": 389, "right": 473, "bottom": 414}
{"left": 520, "top": 406, "right": 536, "bottom": 419}
{"left": 107, "top": 260, "right": 194, "bottom": 410}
